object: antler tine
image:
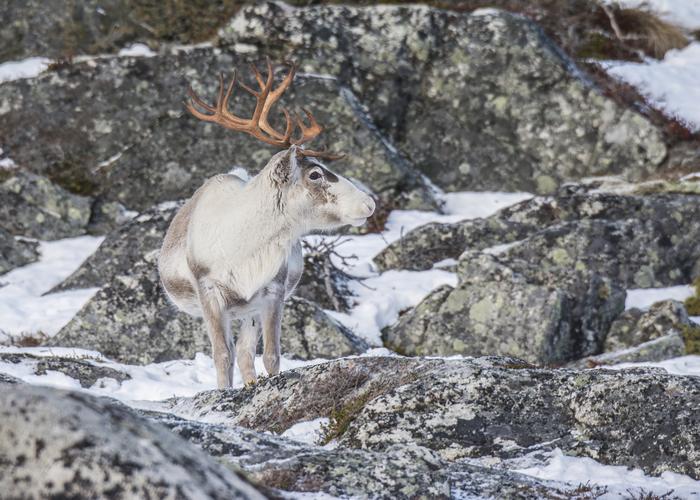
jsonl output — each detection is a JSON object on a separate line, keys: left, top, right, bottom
{"left": 292, "top": 108, "right": 323, "bottom": 145}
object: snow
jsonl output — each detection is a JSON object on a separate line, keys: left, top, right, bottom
{"left": 281, "top": 417, "right": 329, "bottom": 445}
{"left": 610, "top": 355, "right": 700, "bottom": 378}
{"left": 117, "top": 43, "right": 156, "bottom": 58}
{"left": 441, "top": 191, "right": 531, "bottom": 219}
{"left": 606, "top": 0, "right": 700, "bottom": 30}
{"left": 0, "top": 236, "right": 103, "bottom": 342}
{"left": 625, "top": 285, "right": 695, "bottom": 310}
{"left": 0, "top": 57, "right": 50, "bottom": 83}
{"left": 603, "top": 42, "right": 700, "bottom": 131}
{"left": 515, "top": 448, "right": 700, "bottom": 498}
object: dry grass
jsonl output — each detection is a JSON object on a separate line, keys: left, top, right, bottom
{"left": 613, "top": 5, "right": 689, "bottom": 59}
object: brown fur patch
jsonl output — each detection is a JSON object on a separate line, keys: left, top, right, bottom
{"left": 162, "top": 277, "right": 196, "bottom": 300}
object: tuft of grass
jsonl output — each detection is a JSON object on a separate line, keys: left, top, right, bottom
{"left": 614, "top": 6, "right": 688, "bottom": 59}
{"left": 318, "top": 392, "right": 371, "bottom": 444}
{"left": 685, "top": 277, "right": 700, "bottom": 316}
{"left": 625, "top": 488, "right": 676, "bottom": 500}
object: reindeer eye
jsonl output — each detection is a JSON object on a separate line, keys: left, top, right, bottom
{"left": 309, "top": 171, "right": 322, "bottom": 181}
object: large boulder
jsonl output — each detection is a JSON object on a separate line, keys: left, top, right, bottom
{"left": 222, "top": 2, "right": 666, "bottom": 193}
{"left": 0, "top": 384, "right": 265, "bottom": 498}
{"left": 0, "top": 171, "right": 92, "bottom": 240}
{"left": 384, "top": 250, "right": 625, "bottom": 364}
{"left": 0, "top": 227, "right": 39, "bottom": 275}
{"left": 163, "top": 356, "right": 700, "bottom": 479}
{"left": 0, "top": 49, "right": 434, "bottom": 213}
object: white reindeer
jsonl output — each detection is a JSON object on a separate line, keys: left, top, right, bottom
{"left": 158, "top": 59, "right": 375, "bottom": 388}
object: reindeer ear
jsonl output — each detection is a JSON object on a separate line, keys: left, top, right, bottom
{"left": 267, "top": 146, "right": 299, "bottom": 187}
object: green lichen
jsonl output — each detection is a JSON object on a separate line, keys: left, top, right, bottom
{"left": 685, "top": 277, "right": 700, "bottom": 316}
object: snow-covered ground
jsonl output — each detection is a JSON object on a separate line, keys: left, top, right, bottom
{"left": 602, "top": 42, "right": 700, "bottom": 132}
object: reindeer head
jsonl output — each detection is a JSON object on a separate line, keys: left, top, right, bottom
{"left": 186, "top": 58, "right": 375, "bottom": 229}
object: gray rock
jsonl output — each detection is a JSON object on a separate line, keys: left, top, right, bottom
{"left": 0, "top": 49, "right": 434, "bottom": 213}
{"left": 222, "top": 3, "right": 666, "bottom": 193}
{"left": 0, "top": 352, "right": 130, "bottom": 388}
{"left": 570, "top": 332, "right": 686, "bottom": 368}
{"left": 0, "top": 384, "right": 265, "bottom": 499}
{"left": 47, "top": 251, "right": 210, "bottom": 365}
{"left": 164, "top": 356, "right": 700, "bottom": 479}
{"left": 0, "top": 228, "right": 39, "bottom": 276}
{"left": 385, "top": 251, "right": 625, "bottom": 363}
{"left": 376, "top": 189, "right": 700, "bottom": 273}
{"left": 51, "top": 201, "right": 180, "bottom": 293}
{"left": 0, "top": 171, "right": 92, "bottom": 240}
{"left": 605, "top": 300, "right": 693, "bottom": 352}
{"left": 280, "top": 296, "right": 368, "bottom": 360}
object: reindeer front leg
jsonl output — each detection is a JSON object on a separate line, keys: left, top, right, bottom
{"left": 261, "top": 292, "right": 284, "bottom": 377}
{"left": 197, "top": 280, "right": 233, "bottom": 389}
{"left": 236, "top": 317, "right": 260, "bottom": 385}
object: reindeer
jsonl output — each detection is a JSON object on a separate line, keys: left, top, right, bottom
{"left": 158, "top": 59, "right": 375, "bottom": 388}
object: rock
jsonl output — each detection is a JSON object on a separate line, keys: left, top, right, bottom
{"left": 384, "top": 251, "right": 625, "bottom": 363}
{"left": 0, "top": 49, "right": 434, "bottom": 212}
{"left": 164, "top": 356, "right": 700, "bottom": 479}
{"left": 0, "top": 372, "right": 22, "bottom": 384}
{"left": 280, "top": 297, "right": 368, "bottom": 360}
{"left": 605, "top": 300, "right": 694, "bottom": 352}
{"left": 570, "top": 332, "right": 686, "bottom": 368}
{"left": 222, "top": 3, "right": 666, "bottom": 193}
{"left": 0, "top": 352, "right": 131, "bottom": 388}
{"left": 376, "top": 188, "right": 700, "bottom": 273}
{"left": 0, "top": 228, "right": 39, "bottom": 275}
{"left": 0, "top": 0, "right": 253, "bottom": 64}
{"left": 155, "top": 412, "right": 577, "bottom": 499}
{"left": 0, "top": 171, "right": 92, "bottom": 240}
{"left": 51, "top": 201, "right": 180, "bottom": 292}
{"left": 47, "top": 252, "right": 210, "bottom": 365}
{"left": 0, "top": 384, "right": 265, "bottom": 498}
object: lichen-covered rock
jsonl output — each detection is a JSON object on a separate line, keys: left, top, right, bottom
{"left": 0, "top": 171, "right": 92, "bottom": 240}
{"left": 0, "top": 227, "right": 39, "bottom": 275}
{"left": 155, "top": 412, "right": 575, "bottom": 499}
{"left": 281, "top": 296, "right": 368, "bottom": 360}
{"left": 375, "top": 188, "right": 700, "bottom": 273}
{"left": 0, "top": 384, "right": 265, "bottom": 499}
{"left": 47, "top": 252, "right": 210, "bottom": 365}
{"left": 164, "top": 356, "right": 700, "bottom": 479}
{"left": 51, "top": 201, "right": 180, "bottom": 293}
{"left": 569, "top": 332, "right": 686, "bottom": 368}
{"left": 0, "top": 50, "right": 434, "bottom": 212}
{"left": 605, "top": 300, "right": 693, "bottom": 352}
{"left": 222, "top": 3, "right": 666, "bottom": 193}
{"left": 0, "top": 352, "right": 131, "bottom": 388}
{"left": 385, "top": 251, "right": 624, "bottom": 363}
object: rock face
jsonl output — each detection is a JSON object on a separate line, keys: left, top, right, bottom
{"left": 0, "top": 384, "right": 265, "bottom": 499}
{"left": 0, "top": 228, "right": 39, "bottom": 275}
{"left": 164, "top": 356, "right": 700, "bottom": 480}
{"left": 380, "top": 186, "right": 700, "bottom": 363}
{"left": 222, "top": 2, "right": 666, "bottom": 193}
{"left": 0, "top": 171, "right": 92, "bottom": 240}
{"left": 0, "top": 49, "right": 433, "bottom": 213}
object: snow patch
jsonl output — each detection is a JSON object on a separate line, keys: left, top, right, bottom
{"left": 0, "top": 57, "right": 50, "bottom": 83}
{"left": 625, "top": 285, "right": 695, "bottom": 310}
{"left": 515, "top": 448, "right": 700, "bottom": 498}
{"left": 603, "top": 42, "right": 700, "bottom": 131}
{"left": 281, "top": 418, "right": 329, "bottom": 445}
{"left": 0, "top": 236, "right": 104, "bottom": 341}
{"left": 118, "top": 43, "right": 156, "bottom": 58}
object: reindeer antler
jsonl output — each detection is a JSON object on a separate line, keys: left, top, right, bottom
{"left": 185, "top": 57, "right": 343, "bottom": 160}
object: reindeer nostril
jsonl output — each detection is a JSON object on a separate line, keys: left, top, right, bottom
{"left": 364, "top": 198, "right": 376, "bottom": 216}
